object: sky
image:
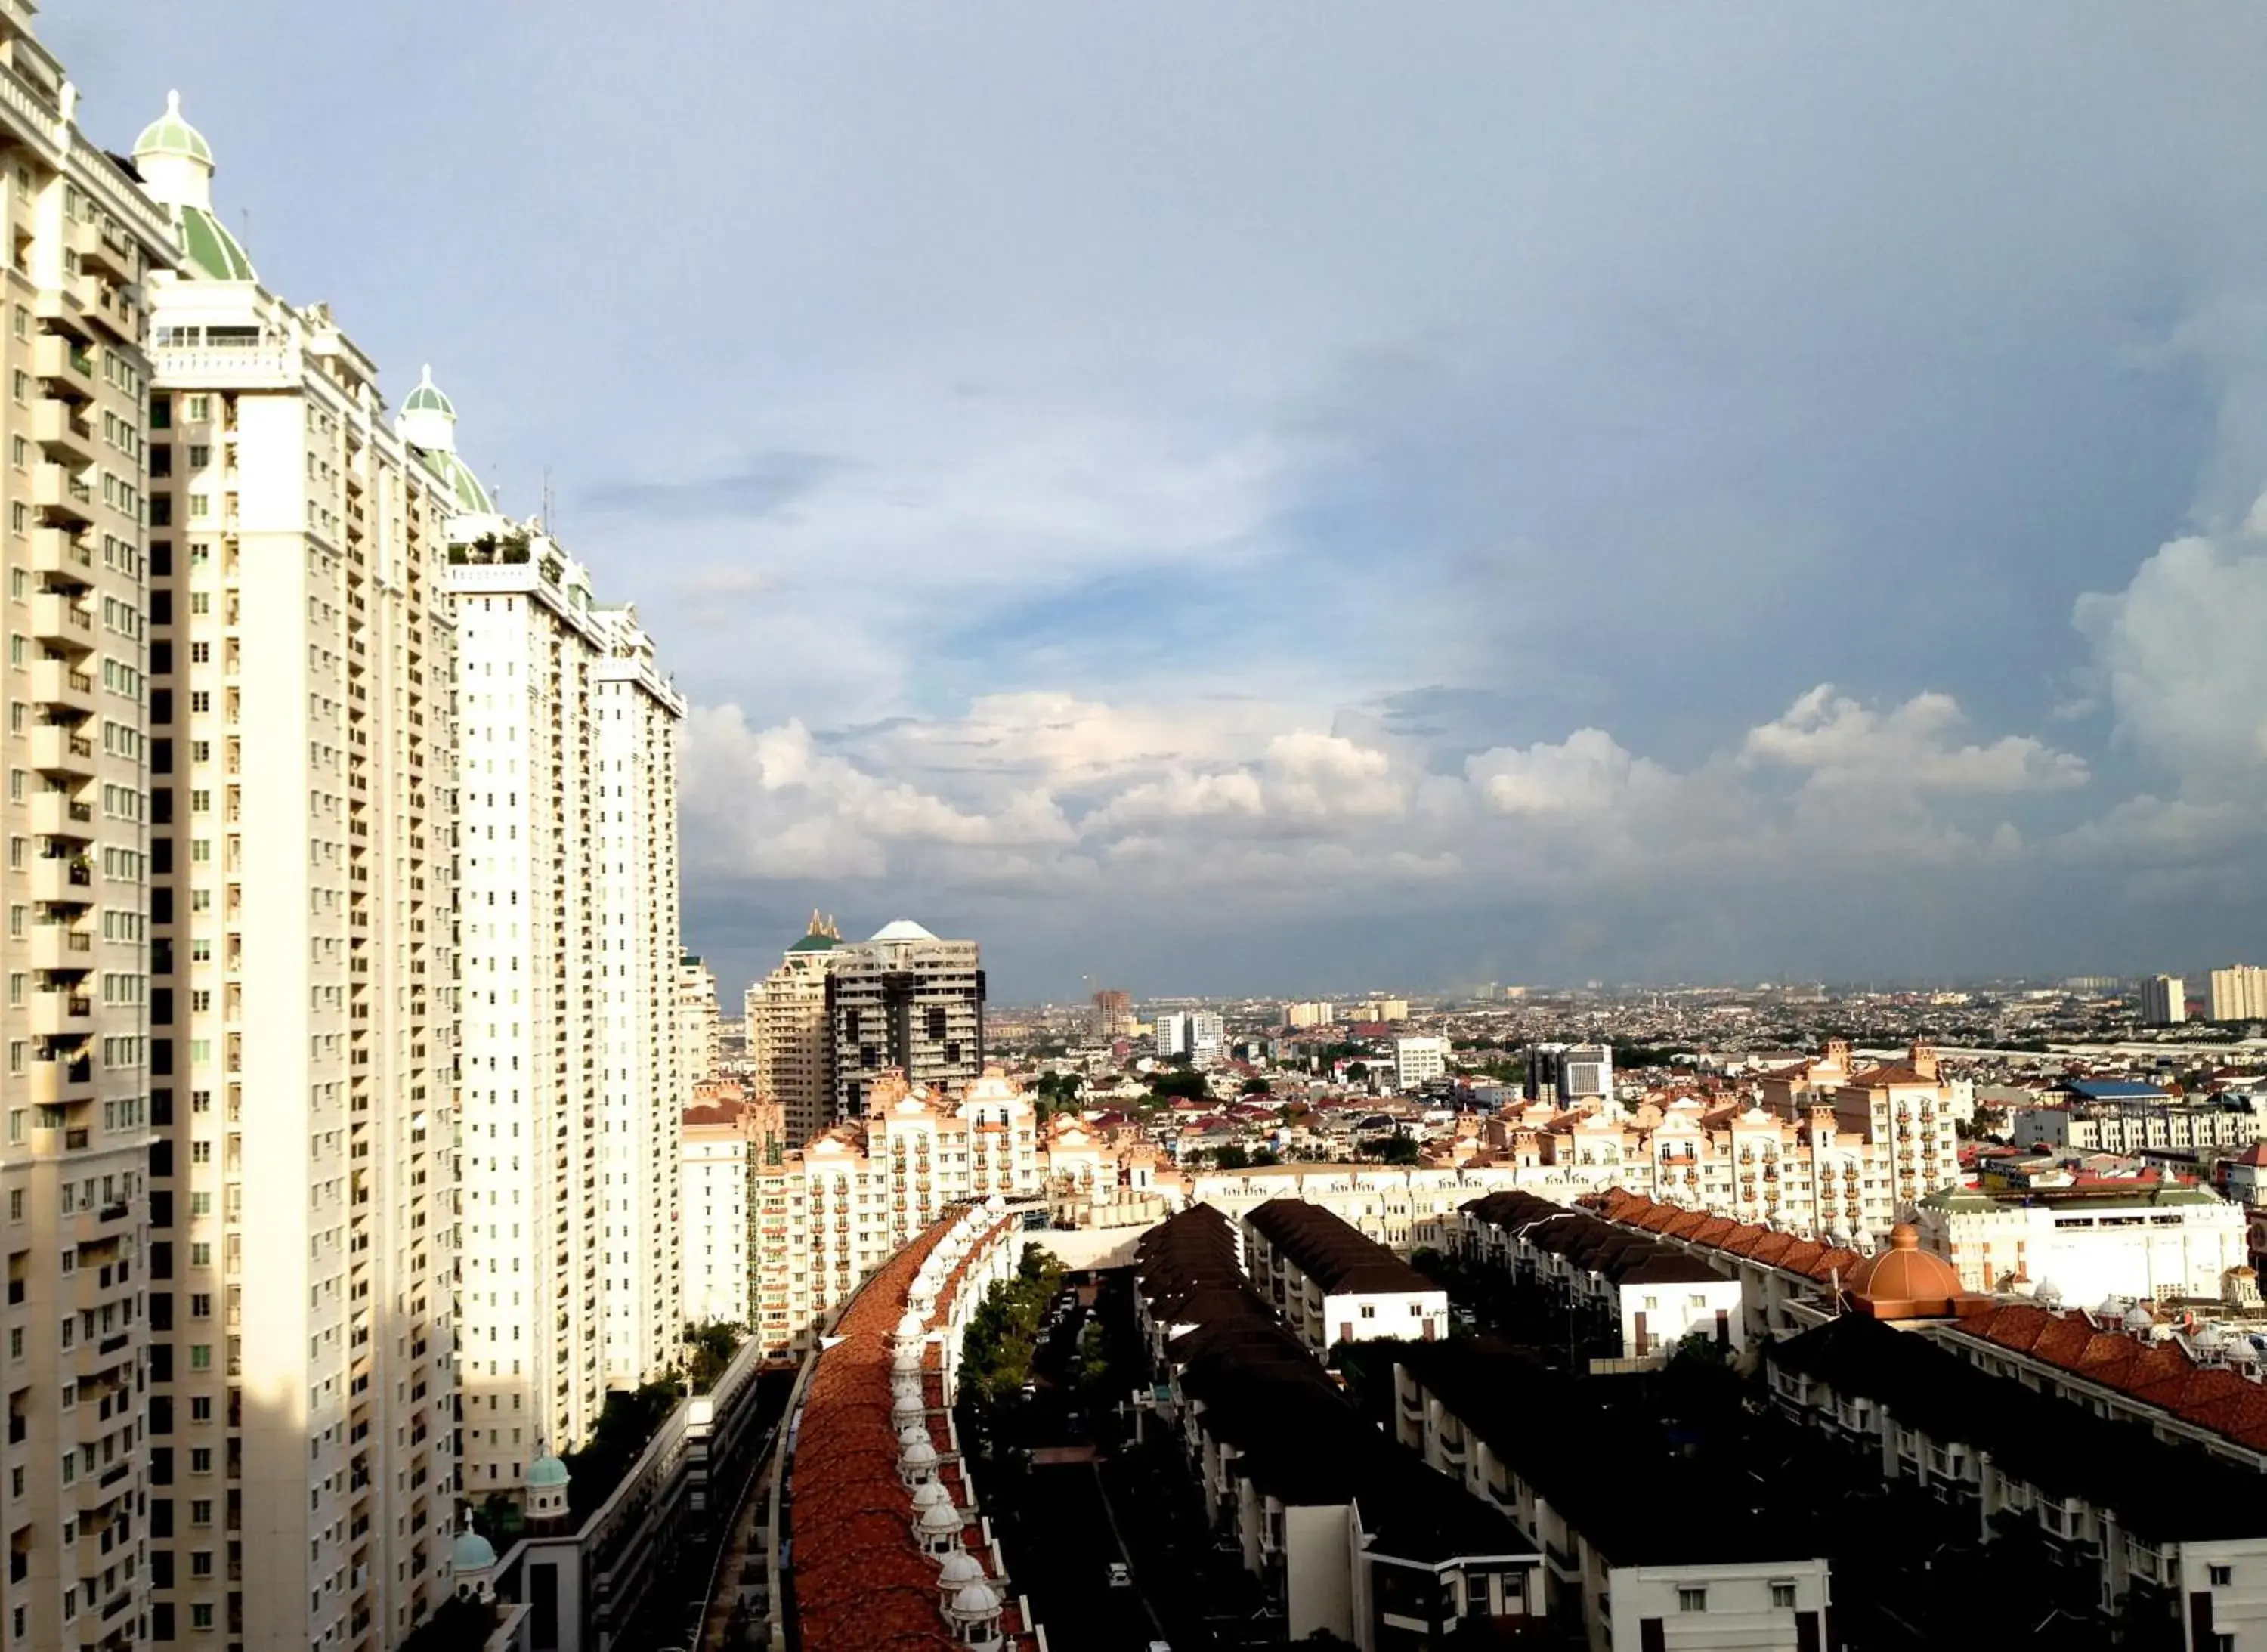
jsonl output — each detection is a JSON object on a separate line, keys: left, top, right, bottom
{"left": 47, "top": 3, "right": 2267, "bottom": 1001}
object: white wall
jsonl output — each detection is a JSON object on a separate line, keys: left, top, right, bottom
{"left": 1605, "top": 1560, "right": 1830, "bottom": 1652}
{"left": 1322, "top": 1287, "right": 1449, "bottom": 1345}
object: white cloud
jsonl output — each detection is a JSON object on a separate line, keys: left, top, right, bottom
{"left": 1740, "top": 684, "right": 2088, "bottom": 797}
{"left": 2074, "top": 521, "right": 2267, "bottom": 801}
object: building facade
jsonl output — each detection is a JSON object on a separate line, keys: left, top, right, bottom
{"left": 0, "top": 24, "right": 177, "bottom": 1652}
{"left": 744, "top": 916, "right": 841, "bottom": 1149}
{"left": 594, "top": 618, "right": 684, "bottom": 1390}
{"left": 2210, "top": 966, "right": 2267, "bottom": 1026}
{"left": 674, "top": 948, "right": 716, "bottom": 1085}
{"left": 824, "top": 920, "right": 983, "bottom": 1124}
{"left": 2141, "top": 974, "right": 2187, "bottom": 1026}
{"left": 1393, "top": 1035, "right": 1449, "bottom": 1091}
{"left": 136, "top": 92, "right": 466, "bottom": 1650}
{"left": 678, "top": 1100, "right": 769, "bottom": 1329}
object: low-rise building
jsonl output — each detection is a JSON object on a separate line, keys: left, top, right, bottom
{"left": 1910, "top": 1180, "right": 2250, "bottom": 1301}
{"left": 1454, "top": 1191, "right": 1746, "bottom": 1362}
{"left": 1242, "top": 1199, "right": 1448, "bottom": 1349}
{"left": 1393, "top": 1340, "right": 1832, "bottom": 1652}
{"left": 2021, "top": 1094, "right": 2259, "bottom": 1155}
{"left": 1393, "top": 1035, "right": 1450, "bottom": 1092}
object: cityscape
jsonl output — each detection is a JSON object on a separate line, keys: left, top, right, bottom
{"left": 2, "top": 5, "right": 2267, "bottom": 1652}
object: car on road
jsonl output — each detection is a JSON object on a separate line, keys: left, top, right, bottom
{"left": 1107, "top": 1562, "right": 1131, "bottom": 1589}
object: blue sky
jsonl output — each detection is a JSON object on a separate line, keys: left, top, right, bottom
{"left": 53, "top": 3, "right": 2267, "bottom": 1000}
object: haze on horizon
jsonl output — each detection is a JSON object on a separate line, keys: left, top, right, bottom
{"left": 54, "top": 3, "right": 2267, "bottom": 1000}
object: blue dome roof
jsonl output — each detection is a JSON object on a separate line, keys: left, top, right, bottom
{"left": 451, "top": 1529, "right": 498, "bottom": 1572}
{"left": 527, "top": 1454, "right": 570, "bottom": 1489}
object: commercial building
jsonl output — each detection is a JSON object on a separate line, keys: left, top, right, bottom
{"left": 1241, "top": 1199, "right": 1447, "bottom": 1349}
{"left": 1909, "top": 1181, "right": 2251, "bottom": 1301}
{"left": 745, "top": 914, "right": 843, "bottom": 1147}
{"left": 138, "top": 93, "right": 462, "bottom": 1648}
{"left": 0, "top": 21, "right": 177, "bottom": 1651}
{"left": 2022, "top": 1090, "right": 2259, "bottom": 1155}
{"left": 2211, "top": 965, "right": 2267, "bottom": 1026}
{"left": 1155, "top": 1008, "right": 1223, "bottom": 1065}
{"left": 1525, "top": 1042, "right": 1613, "bottom": 1103}
{"left": 826, "top": 919, "right": 984, "bottom": 1124}
{"left": 749, "top": 1069, "right": 1041, "bottom": 1360}
{"left": 1392, "top": 1035, "right": 1449, "bottom": 1091}
{"left": 2142, "top": 973, "right": 2188, "bottom": 1026}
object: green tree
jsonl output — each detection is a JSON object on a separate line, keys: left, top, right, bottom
{"left": 1240, "top": 1075, "right": 1272, "bottom": 1096}
{"left": 1149, "top": 1068, "right": 1208, "bottom": 1102}
{"left": 1362, "top": 1134, "right": 1419, "bottom": 1165}
{"left": 1215, "top": 1143, "right": 1251, "bottom": 1171}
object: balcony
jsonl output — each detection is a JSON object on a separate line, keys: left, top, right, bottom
{"left": 32, "top": 333, "right": 97, "bottom": 398}
{"left": 30, "top": 463, "right": 94, "bottom": 527}
{"left": 81, "top": 220, "right": 136, "bottom": 283}
{"left": 28, "top": 989, "right": 93, "bottom": 1038}
{"left": 28, "top": 1056, "right": 94, "bottom": 1109}
{"left": 29, "top": 591, "right": 94, "bottom": 650}
{"left": 28, "top": 526, "right": 92, "bottom": 577}
{"left": 30, "top": 400, "right": 94, "bottom": 466}
{"left": 28, "top": 725, "right": 95, "bottom": 780}
{"left": 29, "top": 791, "right": 94, "bottom": 843}
{"left": 27, "top": 857, "right": 92, "bottom": 907}
{"left": 29, "top": 658, "right": 95, "bottom": 719}
{"left": 28, "top": 921, "right": 94, "bottom": 972}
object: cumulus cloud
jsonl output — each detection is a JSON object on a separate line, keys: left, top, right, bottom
{"left": 2074, "top": 518, "right": 2267, "bottom": 801}
{"left": 1740, "top": 685, "right": 2089, "bottom": 797}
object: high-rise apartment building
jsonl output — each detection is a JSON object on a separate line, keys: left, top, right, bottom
{"left": 679, "top": 1097, "right": 782, "bottom": 1329}
{"left": 1282, "top": 1001, "right": 1335, "bottom": 1029}
{"left": 746, "top": 915, "right": 842, "bottom": 1148}
{"left": 447, "top": 508, "right": 607, "bottom": 1494}
{"left": 136, "top": 96, "right": 462, "bottom": 1648}
{"left": 443, "top": 441, "right": 687, "bottom": 1488}
{"left": 826, "top": 920, "right": 985, "bottom": 1122}
{"left": 0, "top": 22, "right": 177, "bottom": 1652}
{"left": 2139, "top": 974, "right": 2186, "bottom": 1026}
{"left": 1154, "top": 1010, "right": 1224, "bottom": 1065}
{"left": 2209, "top": 965, "right": 2267, "bottom": 1025}
{"left": 595, "top": 620, "right": 683, "bottom": 1391}
{"left": 676, "top": 948, "right": 717, "bottom": 1084}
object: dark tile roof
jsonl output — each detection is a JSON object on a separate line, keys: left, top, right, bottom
{"left": 1244, "top": 1199, "right": 1437, "bottom": 1296}
{"left": 1771, "top": 1315, "right": 2267, "bottom": 1542}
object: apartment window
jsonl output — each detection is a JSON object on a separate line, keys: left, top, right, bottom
{"left": 189, "top": 1292, "right": 212, "bottom": 1320}
{"left": 187, "top": 444, "right": 209, "bottom": 468}
{"left": 189, "top": 1344, "right": 212, "bottom": 1371}
{"left": 186, "top": 394, "right": 209, "bottom": 422}
{"left": 149, "top": 394, "right": 170, "bottom": 428}
{"left": 190, "top": 1242, "right": 211, "bottom": 1266}
{"left": 5, "top": 1190, "right": 17, "bottom": 1220}
{"left": 190, "top": 1550, "right": 212, "bottom": 1579}
{"left": 1771, "top": 1582, "right": 1798, "bottom": 1610}
{"left": 191, "top": 1603, "right": 214, "bottom": 1629}
{"left": 1678, "top": 1589, "right": 1707, "bottom": 1613}
{"left": 190, "top": 1396, "right": 211, "bottom": 1422}
{"left": 190, "top": 1498, "right": 213, "bottom": 1526}
{"left": 2211, "top": 1565, "right": 2234, "bottom": 1588}
{"left": 189, "top": 1446, "right": 212, "bottom": 1474}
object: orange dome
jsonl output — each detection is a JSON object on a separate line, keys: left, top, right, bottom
{"left": 1844, "top": 1224, "right": 1968, "bottom": 1317}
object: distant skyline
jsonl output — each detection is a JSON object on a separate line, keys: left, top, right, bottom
{"left": 54, "top": 5, "right": 2267, "bottom": 1000}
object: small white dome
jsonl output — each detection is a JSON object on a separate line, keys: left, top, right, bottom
{"left": 2229, "top": 1338, "right": 2262, "bottom": 1365}
{"left": 951, "top": 1580, "right": 1004, "bottom": 1617}
{"left": 911, "top": 1479, "right": 952, "bottom": 1511}
{"left": 891, "top": 1391, "right": 924, "bottom": 1422}
{"left": 920, "top": 1499, "right": 963, "bottom": 1536}
{"left": 2123, "top": 1304, "right": 2155, "bottom": 1333}
{"left": 2036, "top": 1279, "right": 2063, "bottom": 1308}
{"left": 895, "top": 1310, "right": 927, "bottom": 1340}
{"left": 902, "top": 1437, "right": 939, "bottom": 1471}
{"left": 892, "top": 1344, "right": 923, "bottom": 1375}
{"left": 898, "top": 1422, "right": 930, "bottom": 1448}
{"left": 936, "top": 1550, "right": 985, "bottom": 1588}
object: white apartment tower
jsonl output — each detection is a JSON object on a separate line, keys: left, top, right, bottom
{"left": 0, "top": 21, "right": 176, "bottom": 1652}
{"left": 675, "top": 948, "right": 717, "bottom": 1085}
{"left": 2140, "top": 974, "right": 2186, "bottom": 1027}
{"left": 441, "top": 415, "right": 686, "bottom": 1489}
{"left": 746, "top": 916, "right": 842, "bottom": 1149}
{"left": 594, "top": 616, "right": 684, "bottom": 1390}
{"left": 2209, "top": 966, "right": 2267, "bottom": 1026}
{"left": 137, "top": 94, "right": 462, "bottom": 1649}
{"left": 826, "top": 920, "right": 985, "bottom": 1123}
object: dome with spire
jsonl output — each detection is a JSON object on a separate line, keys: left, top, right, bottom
{"left": 1841, "top": 1223, "right": 1982, "bottom": 1320}
{"left": 402, "top": 366, "right": 456, "bottom": 422}
{"left": 395, "top": 367, "right": 497, "bottom": 516}
{"left": 451, "top": 1527, "right": 498, "bottom": 1574}
{"left": 135, "top": 90, "right": 212, "bottom": 166}
{"left": 131, "top": 91, "right": 256, "bottom": 283}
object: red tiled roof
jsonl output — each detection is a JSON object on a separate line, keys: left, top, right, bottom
{"left": 1954, "top": 1304, "right": 2267, "bottom": 1455}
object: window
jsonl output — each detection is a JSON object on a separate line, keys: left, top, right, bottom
{"left": 191, "top": 1603, "right": 214, "bottom": 1629}
{"left": 1771, "top": 1582, "right": 1797, "bottom": 1610}
{"left": 189, "top": 1446, "right": 212, "bottom": 1474}
{"left": 188, "top": 1343, "right": 212, "bottom": 1370}
{"left": 190, "top": 1550, "right": 212, "bottom": 1578}
{"left": 2211, "top": 1565, "right": 2233, "bottom": 1588}
{"left": 1678, "top": 1589, "right": 1707, "bottom": 1613}
{"left": 190, "top": 1497, "right": 213, "bottom": 1526}
{"left": 1359, "top": 1304, "right": 1376, "bottom": 1319}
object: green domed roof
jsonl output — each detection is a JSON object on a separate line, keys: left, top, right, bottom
{"left": 176, "top": 206, "right": 255, "bottom": 283}
{"left": 134, "top": 91, "right": 212, "bottom": 166}
{"left": 527, "top": 1454, "right": 571, "bottom": 1489}
{"left": 416, "top": 446, "right": 495, "bottom": 515}
{"left": 788, "top": 934, "right": 838, "bottom": 954}
{"left": 404, "top": 366, "right": 456, "bottom": 419}
{"left": 451, "top": 1529, "right": 497, "bottom": 1572}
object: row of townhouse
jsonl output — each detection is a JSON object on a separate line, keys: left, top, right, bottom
{"left": 1239, "top": 1198, "right": 1446, "bottom": 1351}
{"left": 1768, "top": 1312, "right": 2267, "bottom": 1648}
{"left": 1133, "top": 1208, "right": 1539, "bottom": 1651}
{"left": 1391, "top": 1338, "right": 1833, "bottom": 1652}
